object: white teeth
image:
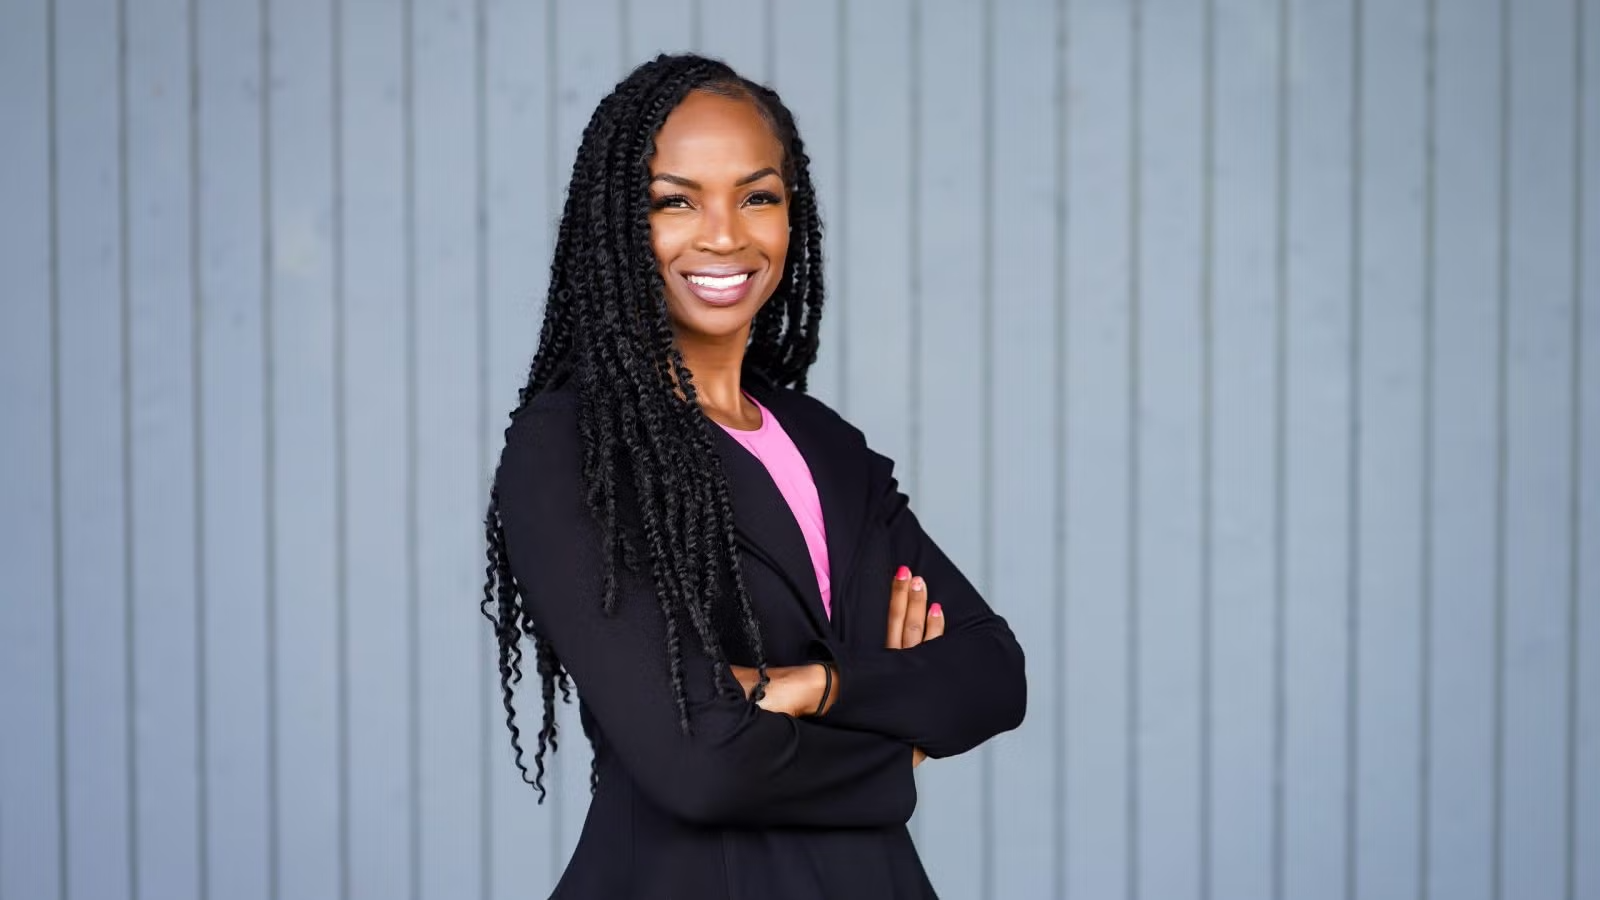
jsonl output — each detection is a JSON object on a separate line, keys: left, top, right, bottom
{"left": 687, "top": 273, "right": 750, "bottom": 289}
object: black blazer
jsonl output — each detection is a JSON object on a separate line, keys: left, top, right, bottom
{"left": 496, "top": 375, "right": 1027, "bottom": 900}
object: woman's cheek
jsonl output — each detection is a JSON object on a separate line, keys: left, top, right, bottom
{"left": 648, "top": 217, "right": 679, "bottom": 271}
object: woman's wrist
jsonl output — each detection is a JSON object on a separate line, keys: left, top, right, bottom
{"left": 803, "top": 662, "right": 838, "bottom": 717}
{"left": 733, "top": 663, "right": 841, "bottom": 717}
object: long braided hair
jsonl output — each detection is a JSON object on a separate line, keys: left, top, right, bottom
{"left": 481, "top": 54, "right": 827, "bottom": 800}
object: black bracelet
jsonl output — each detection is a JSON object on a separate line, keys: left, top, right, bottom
{"left": 811, "top": 662, "right": 833, "bottom": 717}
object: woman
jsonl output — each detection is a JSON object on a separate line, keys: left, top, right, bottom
{"left": 483, "top": 53, "right": 1026, "bottom": 899}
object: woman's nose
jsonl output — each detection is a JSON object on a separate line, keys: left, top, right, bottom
{"left": 694, "top": 203, "right": 745, "bottom": 253}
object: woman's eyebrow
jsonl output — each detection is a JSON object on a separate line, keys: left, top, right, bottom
{"left": 649, "top": 167, "right": 780, "bottom": 190}
{"left": 734, "top": 167, "right": 780, "bottom": 186}
{"left": 650, "top": 173, "right": 700, "bottom": 189}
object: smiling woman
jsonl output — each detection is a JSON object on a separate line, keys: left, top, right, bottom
{"left": 482, "top": 54, "right": 1026, "bottom": 900}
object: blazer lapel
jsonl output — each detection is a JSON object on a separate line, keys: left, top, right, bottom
{"left": 712, "top": 426, "right": 834, "bottom": 636}
{"left": 744, "top": 381, "right": 872, "bottom": 623}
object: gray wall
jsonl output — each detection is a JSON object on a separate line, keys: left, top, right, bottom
{"left": 1, "top": 0, "right": 1596, "bottom": 898}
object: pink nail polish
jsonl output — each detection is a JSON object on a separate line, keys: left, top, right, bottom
{"left": 911, "top": 577, "right": 925, "bottom": 591}
{"left": 895, "top": 565, "right": 911, "bottom": 581}
{"left": 929, "top": 603, "right": 943, "bottom": 617}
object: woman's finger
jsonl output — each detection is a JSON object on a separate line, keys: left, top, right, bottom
{"left": 885, "top": 565, "right": 911, "bottom": 648}
{"left": 924, "top": 602, "right": 945, "bottom": 641}
{"left": 901, "top": 576, "right": 929, "bottom": 647}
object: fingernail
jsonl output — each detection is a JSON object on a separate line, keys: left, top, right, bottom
{"left": 929, "top": 603, "right": 943, "bottom": 617}
{"left": 911, "top": 577, "right": 925, "bottom": 591}
{"left": 896, "top": 565, "right": 911, "bottom": 581}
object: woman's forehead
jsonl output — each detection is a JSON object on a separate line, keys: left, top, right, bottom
{"left": 650, "top": 91, "right": 783, "bottom": 173}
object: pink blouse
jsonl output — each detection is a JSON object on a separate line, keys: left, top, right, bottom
{"left": 717, "top": 394, "right": 832, "bottom": 618}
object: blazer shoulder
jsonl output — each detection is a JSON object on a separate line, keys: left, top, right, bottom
{"left": 499, "top": 385, "right": 585, "bottom": 490}
{"left": 765, "top": 384, "right": 867, "bottom": 444}
{"left": 503, "top": 383, "right": 580, "bottom": 440}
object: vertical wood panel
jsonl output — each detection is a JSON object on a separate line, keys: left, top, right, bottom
{"left": 1499, "top": 2, "right": 1581, "bottom": 897}
{"left": 697, "top": 0, "right": 767, "bottom": 82}
{"left": 482, "top": 0, "right": 558, "bottom": 895}
{"left": 987, "top": 0, "right": 1061, "bottom": 895}
{"left": 625, "top": 0, "right": 691, "bottom": 61}
{"left": 265, "top": 0, "right": 342, "bottom": 894}
{"left": 767, "top": 0, "right": 842, "bottom": 407}
{"left": 1062, "top": 1, "right": 1136, "bottom": 897}
{"left": 195, "top": 1, "right": 273, "bottom": 897}
{"left": 338, "top": 0, "right": 414, "bottom": 896}
{"left": 125, "top": 0, "right": 202, "bottom": 897}
{"left": 838, "top": 0, "right": 913, "bottom": 465}
{"left": 908, "top": 1, "right": 987, "bottom": 894}
{"left": 1135, "top": 0, "right": 1207, "bottom": 896}
{"left": 1352, "top": 1, "right": 1428, "bottom": 898}
{"left": 1425, "top": 2, "right": 1503, "bottom": 898}
{"left": 1206, "top": 1, "right": 1282, "bottom": 897}
{"left": 1280, "top": 1, "right": 1356, "bottom": 898}
{"left": 0, "top": 2, "right": 62, "bottom": 899}
{"left": 551, "top": 0, "right": 624, "bottom": 865}
{"left": 412, "top": 0, "right": 488, "bottom": 896}
{"left": 53, "top": 0, "right": 134, "bottom": 896}
{"left": 1576, "top": 5, "right": 1599, "bottom": 898}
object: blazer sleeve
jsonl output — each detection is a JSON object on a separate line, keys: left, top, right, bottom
{"left": 813, "top": 450, "right": 1028, "bottom": 759}
{"left": 495, "top": 400, "right": 918, "bottom": 829}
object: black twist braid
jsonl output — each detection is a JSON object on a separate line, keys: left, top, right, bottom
{"left": 480, "top": 54, "right": 828, "bottom": 800}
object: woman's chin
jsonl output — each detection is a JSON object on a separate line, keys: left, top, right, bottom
{"left": 667, "top": 296, "right": 769, "bottom": 344}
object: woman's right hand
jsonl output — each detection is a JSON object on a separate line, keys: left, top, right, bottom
{"left": 885, "top": 565, "right": 943, "bottom": 767}
{"left": 886, "top": 565, "right": 945, "bottom": 649}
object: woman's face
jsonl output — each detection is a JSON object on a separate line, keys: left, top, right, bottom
{"left": 648, "top": 90, "right": 789, "bottom": 346}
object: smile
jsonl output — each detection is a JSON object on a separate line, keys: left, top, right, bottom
{"left": 686, "top": 273, "right": 750, "bottom": 288}
{"left": 681, "top": 270, "right": 757, "bottom": 307}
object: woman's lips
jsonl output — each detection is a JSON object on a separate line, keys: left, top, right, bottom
{"left": 682, "top": 270, "right": 755, "bottom": 307}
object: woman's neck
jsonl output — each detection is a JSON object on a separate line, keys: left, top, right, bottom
{"left": 676, "top": 328, "right": 758, "bottom": 429}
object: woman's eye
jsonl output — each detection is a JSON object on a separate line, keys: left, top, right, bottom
{"left": 650, "top": 194, "right": 691, "bottom": 210}
{"left": 745, "top": 191, "right": 783, "bottom": 207}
